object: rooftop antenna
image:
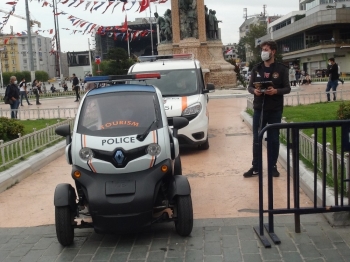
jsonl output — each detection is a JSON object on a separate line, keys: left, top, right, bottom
{"left": 243, "top": 8, "right": 247, "bottom": 20}
{"left": 263, "top": 4, "right": 267, "bottom": 17}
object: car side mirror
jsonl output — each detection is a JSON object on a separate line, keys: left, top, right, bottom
{"left": 55, "top": 124, "right": 71, "bottom": 145}
{"left": 172, "top": 117, "right": 189, "bottom": 138}
{"left": 203, "top": 83, "right": 215, "bottom": 93}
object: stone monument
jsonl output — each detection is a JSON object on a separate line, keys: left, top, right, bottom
{"left": 157, "top": 0, "right": 236, "bottom": 88}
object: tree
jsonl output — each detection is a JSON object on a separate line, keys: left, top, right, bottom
{"left": 243, "top": 23, "right": 267, "bottom": 61}
{"left": 93, "top": 48, "right": 136, "bottom": 75}
{"left": 237, "top": 38, "right": 246, "bottom": 62}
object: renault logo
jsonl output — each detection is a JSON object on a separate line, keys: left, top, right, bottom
{"left": 114, "top": 150, "right": 124, "bottom": 165}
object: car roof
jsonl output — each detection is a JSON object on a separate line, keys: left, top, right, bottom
{"left": 130, "top": 59, "right": 200, "bottom": 72}
{"left": 87, "top": 84, "right": 156, "bottom": 96}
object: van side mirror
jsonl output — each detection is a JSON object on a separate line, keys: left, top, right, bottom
{"left": 55, "top": 124, "right": 72, "bottom": 145}
{"left": 203, "top": 83, "right": 215, "bottom": 93}
{"left": 172, "top": 117, "right": 189, "bottom": 138}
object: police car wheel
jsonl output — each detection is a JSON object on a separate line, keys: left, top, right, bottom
{"left": 198, "top": 136, "right": 209, "bottom": 150}
{"left": 174, "top": 195, "right": 193, "bottom": 236}
{"left": 55, "top": 206, "right": 74, "bottom": 246}
{"left": 174, "top": 156, "right": 182, "bottom": 175}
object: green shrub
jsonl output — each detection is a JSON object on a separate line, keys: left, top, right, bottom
{"left": 336, "top": 102, "right": 350, "bottom": 120}
{"left": 0, "top": 117, "right": 25, "bottom": 142}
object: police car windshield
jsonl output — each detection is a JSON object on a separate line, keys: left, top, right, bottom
{"left": 129, "top": 69, "right": 198, "bottom": 96}
{"left": 77, "top": 91, "right": 162, "bottom": 137}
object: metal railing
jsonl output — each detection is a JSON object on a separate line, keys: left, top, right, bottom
{"left": 0, "top": 107, "right": 78, "bottom": 120}
{"left": 255, "top": 120, "right": 350, "bottom": 248}
{"left": 0, "top": 118, "right": 75, "bottom": 169}
{"left": 0, "top": 90, "right": 85, "bottom": 100}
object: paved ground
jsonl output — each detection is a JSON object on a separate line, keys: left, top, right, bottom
{"left": 2, "top": 84, "right": 350, "bottom": 261}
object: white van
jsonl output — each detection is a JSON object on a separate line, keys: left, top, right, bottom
{"left": 128, "top": 54, "right": 215, "bottom": 150}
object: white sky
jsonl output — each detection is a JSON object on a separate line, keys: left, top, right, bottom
{"left": 0, "top": 0, "right": 299, "bottom": 52}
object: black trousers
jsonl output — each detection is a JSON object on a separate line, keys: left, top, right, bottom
{"left": 75, "top": 88, "right": 80, "bottom": 101}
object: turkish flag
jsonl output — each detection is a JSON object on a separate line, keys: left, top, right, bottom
{"left": 139, "top": 0, "right": 149, "bottom": 13}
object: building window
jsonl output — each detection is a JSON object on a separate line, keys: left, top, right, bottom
{"left": 21, "top": 38, "right": 25, "bottom": 43}
{"left": 22, "top": 45, "right": 25, "bottom": 49}
{"left": 23, "top": 52, "right": 26, "bottom": 57}
{"left": 12, "top": 60, "right": 15, "bottom": 64}
{"left": 23, "top": 59, "right": 27, "bottom": 63}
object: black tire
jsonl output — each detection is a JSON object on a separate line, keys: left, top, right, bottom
{"left": 174, "top": 195, "right": 193, "bottom": 236}
{"left": 174, "top": 156, "right": 182, "bottom": 175}
{"left": 55, "top": 206, "right": 74, "bottom": 246}
{"left": 198, "top": 136, "right": 209, "bottom": 150}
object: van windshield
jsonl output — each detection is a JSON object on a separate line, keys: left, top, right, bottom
{"left": 77, "top": 91, "right": 162, "bottom": 137}
{"left": 129, "top": 69, "right": 198, "bottom": 96}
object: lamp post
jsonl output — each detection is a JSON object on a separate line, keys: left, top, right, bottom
{"left": 0, "top": 47, "right": 5, "bottom": 89}
{"left": 88, "top": 38, "right": 93, "bottom": 76}
{"left": 25, "top": 0, "right": 34, "bottom": 81}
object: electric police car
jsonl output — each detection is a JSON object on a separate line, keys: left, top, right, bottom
{"left": 54, "top": 73, "right": 193, "bottom": 246}
{"left": 128, "top": 54, "right": 215, "bottom": 150}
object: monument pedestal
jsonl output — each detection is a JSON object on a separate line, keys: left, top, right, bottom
{"left": 158, "top": 38, "right": 236, "bottom": 88}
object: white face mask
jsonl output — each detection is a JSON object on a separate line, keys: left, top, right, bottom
{"left": 261, "top": 51, "right": 271, "bottom": 61}
{"left": 328, "top": 62, "right": 332, "bottom": 66}
{"left": 14, "top": 81, "right": 17, "bottom": 84}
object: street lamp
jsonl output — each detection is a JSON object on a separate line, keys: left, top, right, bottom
{"left": 0, "top": 47, "right": 5, "bottom": 89}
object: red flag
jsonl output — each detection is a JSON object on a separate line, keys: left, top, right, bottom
{"left": 90, "top": 1, "right": 98, "bottom": 12}
{"left": 73, "top": 19, "right": 82, "bottom": 26}
{"left": 139, "top": 0, "right": 149, "bottom": 13}
{"left": 4, "top": 39, "right": 9, "bottom": 44}
{"left": 49, "top": 29, "right": 54, "bottom": 34}
{"left": 6, "top": 2, "right": 17, "bottom": 5}
{"left": 74, "top": 0, "right": 85, "bottom": 8}
{"left": 16, "top": 32, "right": 22, "bottom": 36}
{"left": 61, "top": 0, "right": 69, "bottom": 4}
{"left": 89, "top": 24, "right": 97, "bottom": 34}
{"left": 42, "top": 1, "right": 49, "bottom": 7}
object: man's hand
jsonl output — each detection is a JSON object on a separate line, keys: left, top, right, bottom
{"left": 264, "top": 86, "right": 278, "bottom": 96}
{"left": 253, "top": 88, "right": 263, "bottom": 96}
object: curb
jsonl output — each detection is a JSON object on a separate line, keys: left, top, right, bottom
{"left": 240, "top": 110, "right": 350, "bottom": 226}
{"left": 0, "top": 140, "right": 66, "bottom": 194}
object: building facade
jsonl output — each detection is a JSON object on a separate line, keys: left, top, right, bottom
{"left": 0, "top": 34, "right": 55, "bottom": 77}
{"left": 257, "top": 0, "right": 350, "bottom": 76}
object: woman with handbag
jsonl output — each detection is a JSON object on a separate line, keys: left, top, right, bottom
{"left": 5, "top": 76, "right": 20, "bottom": 119}
{"left": 32, "top": 79, "right": 41, "bottom": 105}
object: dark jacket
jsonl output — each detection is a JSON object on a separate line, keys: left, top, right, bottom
{"left": 6, "top": 83, "right": 20, "bottom": 100}
{"left": 327, "top": 63, "right": 339, "bottom": 81}
{"left": 72, "top": 76, "right": 79, "bottom": 86}
{"left": 248, "top": 62, "right": 291, "bottom": 111}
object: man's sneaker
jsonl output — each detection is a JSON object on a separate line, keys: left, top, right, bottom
{"left": 272, "top": 166, "right": 280, "bottom": 177}
{"left": 243, "top": 167, "right": 259, "bottom": 178}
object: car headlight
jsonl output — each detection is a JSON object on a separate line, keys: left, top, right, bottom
{"left": 182, "top": 102, "right": 202, "bottom": 116}
{"left": 79, "top": 147, "right": 94, "bottom": 161}
{"left": 147, "top": 143, "right": 161, "bottom": 156}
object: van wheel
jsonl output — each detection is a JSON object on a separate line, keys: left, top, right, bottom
{"left": 55, "top": 206, "right": 74, "bottom": 246}
{"left": 174, "top": 195, "right": 193, "bottom": 236}
{"left": 198, "top": 136, "right": 209, "bottom": 150}
{"left": 174, "top": 156, "right": 182, "bottom": 175}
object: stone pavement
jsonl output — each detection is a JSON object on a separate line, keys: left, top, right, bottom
{"left": 2, "top": 214, "right": 350, "bottom": 262}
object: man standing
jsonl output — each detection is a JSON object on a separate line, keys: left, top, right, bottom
{"left": 326, "top": 58, "right": 339, "bottom": 101}
{"left": 243, "top": 40, "right": 291, "bottom": 178}
{"left": 19, "top": 78, "right": 32, "bottom": 106}
{"left": 6, "top": 76, "right": 20, "bottom": 119}
{"left": 72, "top": 73, "right": 80, "bottom": 102}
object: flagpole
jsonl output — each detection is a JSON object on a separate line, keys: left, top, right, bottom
{"left": 126, "top": 14, "right": 130, "bottom": 58}
{"left": 149, "top": 0, "right": 154, "bottom": 55}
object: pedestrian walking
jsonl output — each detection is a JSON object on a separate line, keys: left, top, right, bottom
{"left": 326, "top": 58, "right": 339, "bottom": 101}
{"left": 32, "top": 79, "right": 41, "bottom": 105}
{"left": 243, "top": 40, "right": 291, "bottom": 178}
{"left": 289, "top": 66, "right": 296, "bottom": 86}
{"left": 19, "top": 77, "right": 32, "bottom": 106}
{"left": 5, "top": 76, "right": 20, "bottom": 119}
{"left": 72, "top": 73, "right": 80, "bottom": 102}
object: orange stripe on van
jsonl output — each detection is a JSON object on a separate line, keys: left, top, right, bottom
{"left": 181, "top": 97, "right": 187, "bottom": 112}
{"left": 88, "top": 160, "right": 97, "bottom": 173}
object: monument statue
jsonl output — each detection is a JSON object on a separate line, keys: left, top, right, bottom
{"left": 204, "top": 5, "right": 209, "bottom": 38}
{"left": 163, "top": 9, "right": 172, "bottom": 42}
{"left": 154, "top": 12, "right": 166, "bottom": 42}
{"left": 179, "top": 0, "right": 198, "bottom": 39}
